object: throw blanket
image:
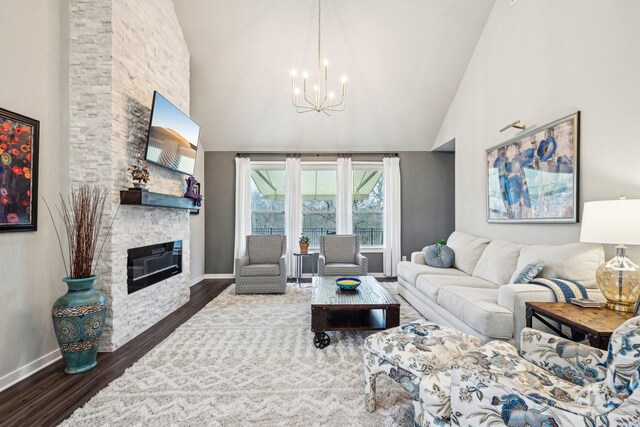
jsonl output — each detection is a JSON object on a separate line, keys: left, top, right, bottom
{"left": 528, "top": 278, "right": 588, "bottom": 341}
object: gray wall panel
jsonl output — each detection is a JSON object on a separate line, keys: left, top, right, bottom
{"left": 204, "top": 152, "right": 455, "bottom": 275}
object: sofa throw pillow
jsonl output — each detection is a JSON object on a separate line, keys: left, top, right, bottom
{"left": 422, "top": 244, "right": 455, "bottom": 268}
{"left": 512, "top": 260, "right": 544, "bottom": 283}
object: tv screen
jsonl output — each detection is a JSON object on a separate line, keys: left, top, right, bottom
{"left": 145, "top": 91, "right": 200, "bottom": 175}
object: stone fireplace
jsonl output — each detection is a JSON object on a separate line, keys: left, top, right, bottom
{"left": 69, "top": 0, "right": 191, "bottom": 351}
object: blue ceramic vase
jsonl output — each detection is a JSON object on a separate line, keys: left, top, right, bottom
{"left": 52, "top": 276, "right": 107, "bottom": 374}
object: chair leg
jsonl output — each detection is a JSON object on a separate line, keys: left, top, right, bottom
{"left": 364, "top": 354, "right": 381, "bottom": 412}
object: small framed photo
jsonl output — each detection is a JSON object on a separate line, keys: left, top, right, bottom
{"left": 190, "top": 182, "right": 201, "bottom": 215}
{"left": 0, "top": 108, "right": 39, "bottom": 232}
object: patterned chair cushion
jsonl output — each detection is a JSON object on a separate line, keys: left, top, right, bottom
{"left": 323, "top": 235, "right": 357, "bottom": 264}
{"left": 240, "top": 264, "right": 280, "bottom": 277}
{"left": 454, "top": 340, "right": 584, "bottom": 402}
{"left": 323, "top": 263, "right": 363, "bottom": 276}
{"left": 247, "top": 235, "right": 283, "bottom": 264}
{"left": 365, "top": 319, "right": 481, "bottom": 377}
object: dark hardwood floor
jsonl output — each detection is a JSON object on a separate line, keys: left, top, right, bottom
{"left": 0, "top": 279, "right": 232, "bottom": 427}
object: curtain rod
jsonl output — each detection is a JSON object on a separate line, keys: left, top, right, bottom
{"left": 235, "top": 152, "right": 399, "bottom": 157}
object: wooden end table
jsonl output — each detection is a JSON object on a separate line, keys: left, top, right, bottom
{"left": 311, "top": 276, "right": 400, "bottom": 349}
{"left": 525, "top": 302, "right": 633, "bottom": 350}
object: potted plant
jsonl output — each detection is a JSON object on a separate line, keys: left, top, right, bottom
{"left": 45, "top": 185, "right": 114, "bottom": 374}
{"left": 128, "top": 155, "right": 150, "bottom": 190}
{"left": 299, "top": 235, "right": 310, "bottom": 254}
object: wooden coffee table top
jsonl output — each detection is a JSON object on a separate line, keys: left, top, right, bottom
{"left": 526, "top": 302, "right": 633, "bottom": 336}
{"left": 311, "top": 276, "right": 399, "bottom": 308}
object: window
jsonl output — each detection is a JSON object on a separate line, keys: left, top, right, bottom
{"left": 353, "top": 166, "right": 384, "bottom": 246}
{"left": 301, "top": 166, "right": 336, "bottom": 246}
{"left": 251, "top": 166, "right": 285, "bottom": 235}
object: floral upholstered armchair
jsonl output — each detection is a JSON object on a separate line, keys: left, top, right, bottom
{"left": 449, "top": 316, "right": 640, "bottom": 426}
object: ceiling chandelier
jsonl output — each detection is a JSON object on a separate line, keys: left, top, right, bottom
{"left": 291, "top": 0, "right": 347, "bottom": 115}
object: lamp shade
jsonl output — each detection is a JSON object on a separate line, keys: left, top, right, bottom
{"left": 580, "top": 199, "right": 640, "bottom": 245}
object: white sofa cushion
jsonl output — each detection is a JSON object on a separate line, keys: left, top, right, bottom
{"left": 446, "top": 231, "right": 491, "bottom": 275}
{"left": 472, "top": 240, "right": 523, "bottom": 285}
{"left": 511, "top": 242, "right": 605, "bottom": 288}
{"left": 397, "top": 261, "right": 467, "bottom": 286}
{"left": 416, "top": 274, "right": 497, "bottom": 302}
{"left": 437, "top": 287, "right": 513, "bottom": 339}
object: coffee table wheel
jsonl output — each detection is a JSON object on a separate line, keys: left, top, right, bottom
{"left": 314, "top": 332, "right": 330, "bottom": 349}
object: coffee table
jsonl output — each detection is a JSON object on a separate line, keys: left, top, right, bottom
{"left": 311, "top": 276, "right": 400, "bottom": 349}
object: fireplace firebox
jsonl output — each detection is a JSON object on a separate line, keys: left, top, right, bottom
{"left": 127, "top": 240, "right": 183, "bottom": 294}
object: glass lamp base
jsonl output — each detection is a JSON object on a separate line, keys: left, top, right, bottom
{"left": 596, "top": 246, "right": 640, "bottom": 313}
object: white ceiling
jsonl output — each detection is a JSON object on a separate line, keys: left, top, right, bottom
{"left": 173, "top": 0, "right": 495, "bottom": 152}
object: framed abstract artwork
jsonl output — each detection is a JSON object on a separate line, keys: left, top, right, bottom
{"left": 486, "top": 112, "right": 580, "bottom": 223}
{"left": 0, "top": 108, "right": 39, "bottom": 232}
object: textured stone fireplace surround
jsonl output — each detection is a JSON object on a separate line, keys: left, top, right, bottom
{"left": 69, "top": 0, "right": 191, "bottom": 351}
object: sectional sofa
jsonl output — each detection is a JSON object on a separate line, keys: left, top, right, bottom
{"left": 397, "top": 231, "right": 606, "bottom": 347}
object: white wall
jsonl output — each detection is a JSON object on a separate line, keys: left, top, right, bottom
{"left": 0, "top": 0, "right": 69, "bottom": 390}
{"left": 435, "top": 0, "right": 640, "bottom": 259}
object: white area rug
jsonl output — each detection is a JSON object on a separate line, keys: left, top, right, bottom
{"left": 62, "top": 283, "right": 422, "bottom": 426}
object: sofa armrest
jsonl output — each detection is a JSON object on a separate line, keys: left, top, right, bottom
{"left": 318, "top": 254, "right": 326, "bottom": 276}
{"left": 520, "top": 328, "right": 607, "bottom": 385}
{"left": 356, "top": 254, "right": 368, "bottom": 274}
{"left": 498, "top": 285, "right": 605, "bottom": 348}
{"left": 235, "top": 254, "right": 250, "bottom": 276}
{"left": 411, "top": 251, "right": 426, "bottom": 265}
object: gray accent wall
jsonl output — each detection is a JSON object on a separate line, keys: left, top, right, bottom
{"left": 204, "top": 151, "right": 455, "bottom": 275}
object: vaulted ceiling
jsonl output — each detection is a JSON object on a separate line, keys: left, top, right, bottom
{"left": 173, "top": 0, "right": 495, "bottom": 152}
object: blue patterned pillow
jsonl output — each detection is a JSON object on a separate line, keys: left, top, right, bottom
{"left": 423, "top": 244, "right": 455, "bottom": 268}
{"left": 513, "top": 260, "right": 544, "bottom": 283}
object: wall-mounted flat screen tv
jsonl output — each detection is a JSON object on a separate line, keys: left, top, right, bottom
{"left": 145, "top": 91, "right": 200, "bottom": 175}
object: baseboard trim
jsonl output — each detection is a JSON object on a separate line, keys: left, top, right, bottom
{"left": 191, "top": 274, "right": 205, "bottom": 285}
{"left": 203, "top": 273, "right": 234, "bottom": 279}
{"left": 0, "top": 348, "right": 61, "bottom": 392}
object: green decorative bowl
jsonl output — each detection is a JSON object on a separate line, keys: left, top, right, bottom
{"left": 336, "top": 277, "right": 361, "bottom": 290}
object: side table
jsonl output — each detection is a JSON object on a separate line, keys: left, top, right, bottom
{"left": 293, "top": 252, "right": 316, "bottom": 287}
{"left": 525, "top": 302, "right": 633, "bottom": 350}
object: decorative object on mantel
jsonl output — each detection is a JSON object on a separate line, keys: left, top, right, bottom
{"left": 299, "top": 234, "right": 310, "bottom": 254}
{"left": 184, "top": 176, "right": 203, "bottom": 214}
{"left": 44, "top": 185, "right": 115, "bottom": 374}
{"left": 486, "top": 111, "right": 579, "bottom": 223}
{"left": 290, "top": 0, "right": 347, "bottom": 115}
{"left": 128, "top": 155, "right": 150, "bottom": 191}
{"left": 580, "top": 198, "right": 640, "bottom": 312}
{"left": 0, "top": 107, "right": 39, "bottom": 232}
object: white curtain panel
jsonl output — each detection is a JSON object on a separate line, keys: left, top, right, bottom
{"left": 383, "top": 156, "right": 402, "bottom": 276}
{"left": 233, "top": 156, "right": 252, "bottom": 271}
{"left": 285, "top": 157, "right": 302, "bottom": 276}
{"left": 336, "top": 156, "right": 353, "bottom": 235}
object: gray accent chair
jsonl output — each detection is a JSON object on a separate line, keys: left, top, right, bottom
{"left": 235, "top": 235, "right": 287, "bottom": 294}
{"left": 318, "top": 235, "right": 368, "bottom": 276}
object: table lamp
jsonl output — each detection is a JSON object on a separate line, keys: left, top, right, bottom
{"left": 580, "top": 199, "right": 640, "bottom": 312}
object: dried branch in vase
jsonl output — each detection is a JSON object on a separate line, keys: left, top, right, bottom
{"left": 44, "top": 185, "right": 115, "bottom": 279}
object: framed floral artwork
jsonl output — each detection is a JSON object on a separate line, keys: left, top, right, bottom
{"left": 0, "top": 108, "right": 39, "bottom": 232}
{"left": 486, "top": 112, "right": 579, "bottom": 223}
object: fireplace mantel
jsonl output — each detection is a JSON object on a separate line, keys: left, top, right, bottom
{"left": 120, "top": 190, "right": 200, "bottom": 210}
